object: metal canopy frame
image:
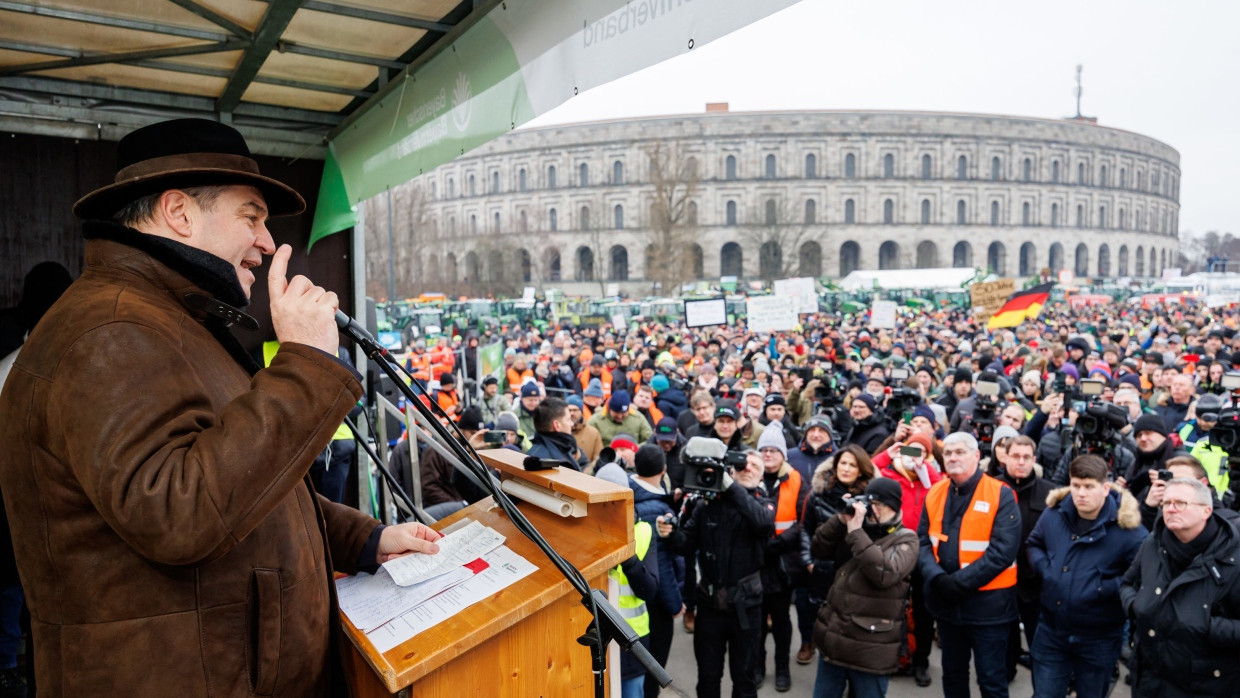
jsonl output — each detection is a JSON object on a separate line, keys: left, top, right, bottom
{"left": 0, "top": 0, "right": 483, "bottom": 158}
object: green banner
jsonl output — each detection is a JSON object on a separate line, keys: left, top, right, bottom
{"left": 311, "top": 0, "right": 804, "bottom": 245}
{"left": 478, "top": 340, "right": 504, "bottom": 380}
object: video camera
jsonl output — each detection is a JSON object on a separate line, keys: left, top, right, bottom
{"left": 884, "top": 366, "right": 922, "bottom": 426}
{"left": 681, "top": 436, "right": 748, "bottom": 498}
{"left": 967, "top": 374, "right": 1002, "bottom": 458}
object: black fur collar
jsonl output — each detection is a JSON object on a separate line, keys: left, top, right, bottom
{"left": 82, "top": 219, "right": 249, "bottom": 309}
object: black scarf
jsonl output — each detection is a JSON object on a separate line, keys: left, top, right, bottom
{"left": 82, "top": 220, "right": 263, "bottom": 376}
{"left": 1161, "top": 517, "right": 1219, "bottom": 578}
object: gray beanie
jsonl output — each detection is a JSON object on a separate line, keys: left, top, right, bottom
{"left": 756, "top": 420, "right": 787, "bottom": 457}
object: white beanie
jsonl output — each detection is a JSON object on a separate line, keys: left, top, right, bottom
{"left": 756, "top": 421, "right": 787, "bottom": 457}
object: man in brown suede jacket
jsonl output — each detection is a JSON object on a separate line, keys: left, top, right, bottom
{"left": 0, "top": 119, "right": 442, "bottom": 696}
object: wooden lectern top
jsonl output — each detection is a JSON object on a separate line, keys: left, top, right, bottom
{"left": 342, "top": 449, "right": 634, "bottom": 695}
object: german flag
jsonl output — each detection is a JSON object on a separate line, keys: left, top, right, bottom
{"left": 987, "top": 283, "right": 1053, "bottom": 329}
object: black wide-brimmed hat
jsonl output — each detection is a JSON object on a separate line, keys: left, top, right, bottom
{"left": 73, "top": 118, "right": 305, "bottom": 219}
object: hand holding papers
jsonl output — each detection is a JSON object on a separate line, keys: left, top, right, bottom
{"left": 381, "top": 520, "right": 504, "bottom": 586}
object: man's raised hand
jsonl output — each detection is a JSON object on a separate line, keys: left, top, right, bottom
{"left": 268, "top": 244, "right": 340, "bottom": 354}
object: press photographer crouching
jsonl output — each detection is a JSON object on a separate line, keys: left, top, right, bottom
{"left": 810, "top": 479, "right": 919, "bottom": 698}
{"left": 659, "top": 438, "right": 776, "bottom": 698}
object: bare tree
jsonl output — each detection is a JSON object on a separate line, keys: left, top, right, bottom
{"left": 644, "top": 141, "right": 700, "bottom": 295}
{"left": 362, "top": 183, "right": 431, "bottom": 301}
{"left": 748, "top": 195, "right": 815, "bottom": 284}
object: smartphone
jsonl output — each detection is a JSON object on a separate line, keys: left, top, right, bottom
{"left": 899, "top": 445, "right": 922, "bottom": 458}
{"left": 483, "top": 431, "right": 508, "bottom": 444}
{"left": 902, "top": 410, "right": 914, "bottom": 425}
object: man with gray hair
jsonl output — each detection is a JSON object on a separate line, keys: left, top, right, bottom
{"left": 918, "top": 431, "right": 1021, "bottom": 698}
{"left": 1121, "top": 477, "right": 1240, "bottom": 697}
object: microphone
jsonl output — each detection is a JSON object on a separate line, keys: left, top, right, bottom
{"left": 335, "top": 310, "right": 389, "bottom": 358}
{"left": 522, "top": 456, "right": 565, "bottom": 472}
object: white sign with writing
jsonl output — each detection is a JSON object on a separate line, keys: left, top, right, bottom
{"left": 522, "top": 286, "right": 536, "bottom": 302}
{"left": 773, "top": 277, "right": 818, "bottom": 315}
{"left": 611, "top": 313, "right": 627, "bottom": 331}
{"left": 870, "top": 300, "right": 898, "bottom": 329}
{"left": 746, "top": 295, "right": 799, "bottom": 332}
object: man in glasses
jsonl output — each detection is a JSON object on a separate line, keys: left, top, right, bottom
{"left": 1025, "top": 455, "right": 1145, "bottom": 698}
{"left": 1136, "top": 455, "right": 1240, "bottom": 531}
{"left": 1121, "top": 477, "right": 1240, "bottom": 697}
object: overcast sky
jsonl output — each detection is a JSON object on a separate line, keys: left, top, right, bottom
{"left": 527, "top": 0, "right": 1240, "bottom": 240}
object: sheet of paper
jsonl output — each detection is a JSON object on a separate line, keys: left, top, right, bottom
{"left": 337, "top": 564, "right": 476, "bottom": 632}
{"left": 381, "top": 520, "right": 506, "bottom": 586}
{"left": 366, "top": 544, "right": 539, "bottom": 653}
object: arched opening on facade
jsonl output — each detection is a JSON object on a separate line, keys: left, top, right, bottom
{"left": 1075, "top": 243, "right": 1089, "bottom": 277}
{"left": 799, "top": 241, "right": 822, "bottom": 278}
{"left": 1118, "top": 246, "right": 1129, "bottom": 277}
{"left": 988, "top": 242, "right": 1007, "bottom": 276}
{"left": 952, "top": 241, "right": 972, "bottom": 268}
{"left": 1019, "top": 242, "right": 1036, "bottom": 276}
{"left": 1135, "top": 246, "right": 1145, "bottom": 277}
{"left": 878, "top": 241, "right": 900, "bottom": 270}
{"left": 465, "top": 251, "right": 481, "bottom": 281}
{"left": 760, "top": 241, "right": 782, "bottom": 280}
{"left": 518, "top": 248, "right": 532, "bottom": 282}
{"left": 545, "top": 247, "right": 561, "bottom": 282}
{"left": 576, "top": 246, "right": 594, "bottom": 281}
{"left": 445, "top": 253, "right": 458, "bottom": 284}
{"left": 686, "top": 244, "right": 704, "bottom": 279}
{"left": 609, "top": 245, "right": 629, "bottom": 281}
{"left": 915, "top": 241, "right": 938, "bottom": 269}
{"left": 487, "top": 249, "right": 504, "bottom": 283}
{"left": 1049, "top": 243, "right": 1064, "bottom": 272}
{"left": 839, "top": 241, "right": 860, "bottom": 276}
{"left": 1097, "top": 244, "right": 1111, "bottom": 277}
{"left": 721, "top": 242, "right": 743, "bottom": 278}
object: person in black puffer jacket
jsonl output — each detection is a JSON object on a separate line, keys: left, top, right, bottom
{"left": 844, "top": 394, "right": 890, "bottom": 454}
{"left": 629, "top": 444, "right": 684, "bottom": 698}
{"left": 786, "top": 415, "right": 837, "bottom": 483}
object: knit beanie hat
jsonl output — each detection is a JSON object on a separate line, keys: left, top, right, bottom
{"left": 756, "top": 421, "right": 788, "bottom": 457}
{"left": 634, "top": 444, "right": 667, "bottom": 477}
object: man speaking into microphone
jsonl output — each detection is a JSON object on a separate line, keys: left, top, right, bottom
{"left": 0, "top": 119, "right": 441, "bottom": 697}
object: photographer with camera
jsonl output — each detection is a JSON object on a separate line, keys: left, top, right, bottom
{"left": 810, "top": 478, "right": 919, "bottom": 698}
{"left": 1175, "top": 392, "right": 1231, "bottom": 495}
{"left": 1136, "top": 455, "right": 1240, "bottom": 531}
{"left": 1122, "top": 414, "right": 1187, "bottom": 499}
{"left": 659, "top": 442, "right": 776, "bottom": 698}
{"left": 844, "top": 394, "right": 890, "bottom": 454}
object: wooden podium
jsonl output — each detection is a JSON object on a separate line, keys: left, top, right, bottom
{"left": 342, "top": 448, "right": 635, "bottom": 697}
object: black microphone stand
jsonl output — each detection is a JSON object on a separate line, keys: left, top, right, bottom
{"left": 335, "top": 313, "right": 672, "bottom": 696}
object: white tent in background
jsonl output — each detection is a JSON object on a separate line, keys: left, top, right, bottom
{"left": 838, "top": 268, "right": 980, "bottom": 291}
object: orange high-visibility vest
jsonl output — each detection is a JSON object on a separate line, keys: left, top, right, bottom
{"left": 773, "top": 467, "right": 803, "bottom": 535}
{"left": 924, "top": 473, "right": 1017, "bottom": 591}
{"left": 579, "top": 369, "right": 613, "bottom": 400}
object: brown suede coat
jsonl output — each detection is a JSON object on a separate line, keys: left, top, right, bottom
{"left": 0, "top": 235, "right": 378, "bottom": 697}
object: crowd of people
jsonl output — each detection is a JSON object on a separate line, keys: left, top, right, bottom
{"left": 403, "top": 299, "right": 1240, "bottom": 698}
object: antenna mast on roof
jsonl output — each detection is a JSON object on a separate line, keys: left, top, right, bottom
{"left": 1074, "top": 64, "right": 1084, "bottom": 119}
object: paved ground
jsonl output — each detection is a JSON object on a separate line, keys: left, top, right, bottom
{"left": 655, "top": 618, "right": 1132, "bottom": 698}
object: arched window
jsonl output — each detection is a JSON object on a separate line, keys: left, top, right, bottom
{"left": 580, "top": 205, "right": 590, "bottom": 230}
{"left": 549, "top": 208, "right": 557, "bottom": 231}
{"left": 548, "top": 165, "right": 557, "bottom": 189}
{"left": 687, "top": 244, "right": 704, "bottom": 279}
{"left": 765, "top": 199, "right": 777, "bottom": 226}
{"left": 845, "top": 199, "right": 856, "bottom": 224}
{"left": 725, "top": 155, "right": 737, "bottom": 180}
{"left": 1099, "top": 205, "right": 1107, "bottom": 229}
{"left": 1051, "top": 203, "right": 1059, "bottom": 227}
{"left": 445, "top": 253, "right": 458, "bottom": 283}
{"left": 547, "top": 248, "right": 562, "bottom": 281}
{"left": 1052, "top": 160, "right": 1060, "bottom": 183}
{"left": 579, "top": 162, "right": 589, "bottom": 186}
{"left": 448, "top": 178, "right": 456, "bottom": 198}
{"left": 922, "top": 154, "right": 932, "bottom": 179}
{"left": 1078, "top": 162, "right": 1086, "bottom": 184}
{"left": 844, "top": 153, "right": 856, "bottom": 178}
{"left": 883, "top": 153, "right": 894, "bottom": 178}
{"left": 805, "top": 153, "right": 816, "bottom": 178}
{"left": 921, "top": 199, "right": 931, "bottom": 224}
{"left": 990, "top": 201, "right": 1000, "bottom": 226}
{"left": 687, "top": 201, "right": 698, "bottom": 224}
{"left": 988, "top": 242, "right": 1007, "bottom": 275}
{"left": 1135, "top": 246, "right": 1145, "bottom": 276}
{"left": 1076, "top": 204, "right": 1084, "bottom": 228}
{"left": 470, "top": 214, "right": 477, "bottom": 234}
{"left": 916, "top": 241, "right": 938, "bottom": 268}
{"left": 1049, "top": 242, "right": 1064, "bottom": 271}
{"left": 759, "top": 241, "right": 782, "bottom": 280}
{"left": 518, "top": 168, "right": 527, "bottom": 191}
{"left": 1120, "top": 168, "right": 1127, "bottom": 188}
{"left": 721, "top": 242, "right": 743, "bottom": 278}
{"left": 1099, "top": 165, "right": 1108, "bottom": 187}
{"left": 804, "top": 199, "right": 816, "bottom": 225}
{"left": 609, "top": 245, "right": 628, "bottom": 281}
{"left": 519, "top": 210, "right": 527, "bottom": 233}
{"left": 765, "top": 154, "right": 776, "bottom": 178}
{"left": 491, "top": 171, "right": 499, "bottom": 193}
{"left": 1118, "top": 208, "right": 1126, "bottom": 229}
{"left": 1075, "top": 243, "right": 1089, "bottom": 277}
{"left": 1022, "top": 202, "right": 1031, "bottom": 225}
{"left": 613, "top": 160, "right": 623, "bottom": 185}
{"left": 956, "top": 199, "right": 967, "bottom": 224}
{"left": 469, "top": 174, "right": 476, "bottom": 196}
{"left": 493, "top": 211, "right": 501, "bottom": 232}
{"left": 1023, "top": 158, "right": 1032, "bottom": 182}
{"left": 465, "top": 251, "right": 480, "bottom": 281}
{"left": 883, "top": 198, "right": 894, "bottom": 224}
{"left": 1118, "top": 246, "right": 1129, "bottom": 276}
{"left": 991, "top": 156, "right": 1001, "bottom": 180}
{"left": 614, "top": 204, "right": 624, "bottom": 229}
{"left": 957, "top": 155, "right": 967, "bottom": 179}
{"left": 726, "top": 200, "right": 737, "bottom": 226}
{"left": 519, "top": 248, "right": 532, "bottom": 282}
{"left": 1098, "top": 244, "right": 1111, "bottom": 276}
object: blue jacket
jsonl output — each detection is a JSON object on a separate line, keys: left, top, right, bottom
{"left": 1026, "top": 485, "right": 1146, "bottom": 636}
{"left": 631, "top": 476, "right": 684, "bottom": 615}
{"left": 525, "top": 431, "right": 583, "bottom": 470}
{"left": 655, "top": 386, "right": 689, "bottom": 420}
{"left": 917, "top": 469, "right": 1021, "bottom": 625}
{"left": 786, "top": 438, "right": 834, "bottom": 483}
